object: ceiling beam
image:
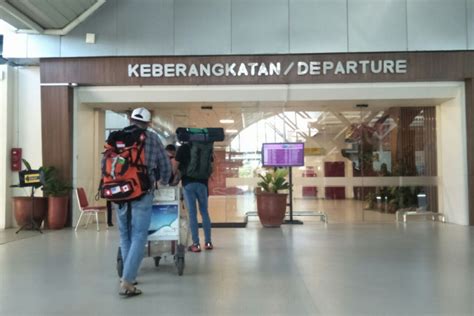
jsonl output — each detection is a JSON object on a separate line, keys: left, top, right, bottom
{"left": 0, "top": 0, "right": 44, "bottom": 33}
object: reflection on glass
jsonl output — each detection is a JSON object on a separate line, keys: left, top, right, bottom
{"left": 195, "top": 107, "right": 438, "bottom": 223}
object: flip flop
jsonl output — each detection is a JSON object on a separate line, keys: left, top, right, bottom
{"left": 119, "top": 287, "right": 142, "bottom": 297}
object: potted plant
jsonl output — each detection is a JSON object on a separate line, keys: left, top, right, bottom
{"left": 11, "top": 159, "right": 48, "bottom": 229}
{"left": 41, "top": 166, "right": 72, "bottom": 229}
{"left": 256, "top": 168, "right": 290, "bottom": 227}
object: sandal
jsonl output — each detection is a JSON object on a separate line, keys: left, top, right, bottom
{"left": 119, "top": 287, "right": 142, "bottom": 297}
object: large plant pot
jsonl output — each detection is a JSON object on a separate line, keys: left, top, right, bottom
{"left": 47, "top": 196, "right": 69, "bottom": 229}
{"left": 12, "top": 197, "right": 48, "bottom": 228}
{"left": 256, "top": 192, "right": 288, "bottom": 227}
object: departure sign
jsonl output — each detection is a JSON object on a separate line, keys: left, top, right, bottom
{"left": 262, "top": 143, "right": 305, "bottom": 167}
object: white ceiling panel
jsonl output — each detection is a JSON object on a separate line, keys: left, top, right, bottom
{"left": 0, "top": 0, "right": 104, "bottom": 34}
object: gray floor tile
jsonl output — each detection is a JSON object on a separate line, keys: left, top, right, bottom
{"left": 0, "top": 222, "right": 472, "bottom": 315}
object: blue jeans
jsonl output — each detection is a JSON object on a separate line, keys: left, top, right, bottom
{"left": 116, "top": 192, "right": 153, "bottom": 283}
{"left": 183, "top": 183, "right": 211, "bottom": 245}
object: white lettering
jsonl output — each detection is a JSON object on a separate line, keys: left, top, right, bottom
{"left": 334, "top": 62, "right": 345, "bottom": 75}
{"left": 257, "top": 63, "right": 269, "bottom": 76}
{"left": 371, "top": 60, "right": 382, "bottom": 74}
{"left": 396, "top": 60, "right": 407, "bottom": 73}
{"left": 128, "top": 59, "right": 408, "bottom": 78}
{"left": 200, "top": 64, "right": 211, "bottom": 76}
{"left": 225, "top": 63, "right": 237, "bottom": 76}
{"left": 152, "top": 64, "right": 162, "bottom": 77}
{"left": 322, "top": 61, "right": 334, "bottom": 74}
{"left": 212, "top": 63, "right": 224, "bottom": 76}
{"left": 140, "top": 64, "right": 151, "bottom": 77}
{"left": 237, "top": 63, "right": 249, "bottom": 76}
{"left": 175, "top": 63, "right": 187, "bottom": 77}
{"left": 269, "top": 62, "right": 281, "bottom": 76}
{"left": 128, "top": 64, "right": 139, "bottom": 77}
{"left": 346, "top": 61, "right": 358, "bottom": 74}
{"left": 383, "top": 60, "right": 395, "bottom": 73}
{"left": 309, "top": 62, "right": 321, "bottom": 75}
{"left": 359, "top": 60, "right": 370, "bottom": 74}
{"left": 188, "top": 64, "right": 199, "bottom": 76}
{"left": 164, "top": 64, "right": 175, "bottom": 77}
{"left": 297, "top": 62, "right": 308, "bottom": 75}
{"left": 248, "top": 63, "right": 258, "bottom": 76}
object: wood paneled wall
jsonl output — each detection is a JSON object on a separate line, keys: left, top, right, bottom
{"left": 41, "top": 86, "right": 73, "bottom": 226}
{"left": 40, "top": 51, "right": 474, "bottom": 86}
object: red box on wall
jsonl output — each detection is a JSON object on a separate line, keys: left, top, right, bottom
{"left": 11, "top": 148, "right": 22, "bottom": 171}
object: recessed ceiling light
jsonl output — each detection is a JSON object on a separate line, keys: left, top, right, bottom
{"left": 220, "top": 119, "right": 234, "bottom": 124}
{"left": 225, "top": 129, "right": 238, "bottom": 133}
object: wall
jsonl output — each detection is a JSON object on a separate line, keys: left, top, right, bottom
{"left": 0, "top": 66, "right": 14, "bottom": 229}
{"left": 72, "top": 99, "right": 106, "bottom": 223}
{"left": 437, "top": 93, "right": 469, "bottom": 225}
{"left": 3, "top": 0, "right": 474, "bottom": 59}
{"left": 0, "top": 66, "right": 42, "bottom": 229}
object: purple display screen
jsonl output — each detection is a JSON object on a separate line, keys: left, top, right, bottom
{"left": 261, "top": 143, "right": 305, "bottom": 167}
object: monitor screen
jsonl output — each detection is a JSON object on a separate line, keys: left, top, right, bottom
{"left": 261, "top": 142, "right": 305, "bottom": 167}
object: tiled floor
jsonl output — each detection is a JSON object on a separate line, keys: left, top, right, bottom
{"left": 0, "top": 221, "right": 473, "bottom": 315}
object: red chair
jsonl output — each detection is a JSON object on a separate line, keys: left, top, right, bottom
{"left": 75, "top": 187, "right": 107, "bottom": 232}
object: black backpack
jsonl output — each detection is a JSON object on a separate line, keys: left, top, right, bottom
{"left": 182, "top": 142, "right": 214, "bottom": 180}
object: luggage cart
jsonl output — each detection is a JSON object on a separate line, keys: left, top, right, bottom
{"left": 116, "top": 187, "right": 188, "bottom": 277}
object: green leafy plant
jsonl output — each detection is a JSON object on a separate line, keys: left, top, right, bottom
{"left": 40, "top": 166, "right": 72, "bottom": 197}
{"left": 21, "top": 159, "right": 72, "bottom": 196}
{"left": 388, "top": 186, "right": 420, "bottom": 210}
{"left": 257, "top": 168, "right": 290, "bottom": 193}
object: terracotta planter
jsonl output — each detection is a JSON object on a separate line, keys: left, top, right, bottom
{"left": 12, "top": 197, "right": 48, "bottom": 228}
{"left": 256, "top": 192, "right": 288, "bottom": 227}
{"left": 47, "top": 196, "right": 69, "bottom": 229}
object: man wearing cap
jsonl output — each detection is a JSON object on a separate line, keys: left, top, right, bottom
{"left": 112, "top": 107, "right": 171, "bottom": 297}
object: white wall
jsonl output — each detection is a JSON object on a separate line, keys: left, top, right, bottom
{"left": 437, "top": 93, "right": 469, "bottom": 225}
{"left": 0, "top": 66, "right": 42, "bottom": 229}
{"left": 3, "top": 0, "right": 474, "bottom": 58}
{"left": 0, "top": 66, "right": 14, "bottom": 229}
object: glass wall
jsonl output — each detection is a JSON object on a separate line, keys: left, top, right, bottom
{"left": 104, "top": 105, "right": 438, "bottom": 224}
{"left": 211, "top": 106, "right": 438, "bottom": 224}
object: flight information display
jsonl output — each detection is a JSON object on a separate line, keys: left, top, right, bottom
{"left": 261, "top": 143, "right": 305, "bottom": 167}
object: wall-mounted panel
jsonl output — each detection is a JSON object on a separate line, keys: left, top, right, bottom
{"left": 175, "top": 0, "right": 231, "bottom": 55}
{"left": 407, "top": 0, "right": 467, "bottom": 50}
{"left": 27, "top": 35, "right": 61, "bottom": 58}
{"left": 231, "top": 0, "right": 289, "bottom": 54}
{"left": 61, "top": 0, "right": 118, "bottom": 57}
{"left": 290, "top": 0, "right": 347, "bottom": 53}
{"left": 348, "top": 0, "right": 407, "bottom": 52}
{"left": 116, "top": 0, "right": 174, "bottom": 56}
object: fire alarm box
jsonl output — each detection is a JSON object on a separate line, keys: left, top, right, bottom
{"left": 11, "top": 148, "right": 22, "bottom": 171}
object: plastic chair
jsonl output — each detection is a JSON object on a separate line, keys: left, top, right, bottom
{"left": 75, "top": 187, "right": 107, "bottom": 232}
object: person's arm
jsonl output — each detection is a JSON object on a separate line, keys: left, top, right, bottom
{"left": 174, "top": 144, "right": 189, "bottom": 174}
{"left": 151, "top": 135, "right": 172, "bottom": 186}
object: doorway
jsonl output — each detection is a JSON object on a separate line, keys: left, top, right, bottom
{"left": 72, "top": 82, "right": 468, "bottom": 225}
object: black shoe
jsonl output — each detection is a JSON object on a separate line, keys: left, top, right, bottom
{"left": 108, "top": 223, "right": 114, "bottom": 227}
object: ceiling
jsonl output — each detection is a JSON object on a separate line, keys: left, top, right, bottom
{"left": 0, "top": 0, "right": 104, "bottom": 35}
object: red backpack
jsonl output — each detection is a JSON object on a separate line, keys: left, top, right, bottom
{"left": 100, "top": 127, "right": 151, "bottom": 202}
